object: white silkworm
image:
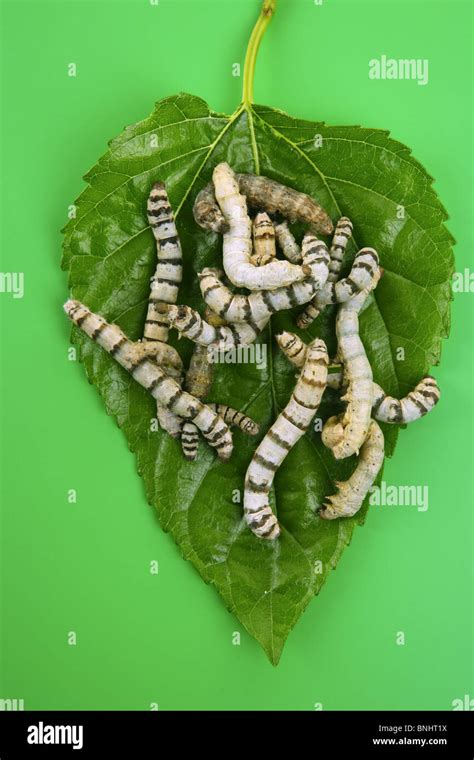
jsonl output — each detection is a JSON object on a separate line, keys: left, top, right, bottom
{"left": 319, "top": 420, "right": 384, "bottom": 519}
{"left": 297, "top": 246, "right": 379, "bottom": 329}
{"left": 372, "top": 376, "right": 441, "bottom": 423}
{"left": 181, "top": 344, "right": 214, "bottom": 461}
{"left": 207, "top": 404, "right": 260, "bottom": 436}
{"left": 277, "top": 334, "right": 440, "bottom": 426}
{"left": 250, "top": 212, "right": 277, "bottom": 266}
{"left": 274, "top": 221, "right": 302, "bottom": 263}
{"left": 64, "top": 300, "right": 233, "bottom": 460}
{"left": 198, "top": 233, "right": 329, "bottom": 324}
{"left": 213, "top": 163, "right": 310, "bottom": 291}
{"left": 162, "top": 304, "right": 269, "bottom": 350}
{"left": 323, "top": 274, "right": 380, "bottom": 460}
{"left": 327, "top": 216, "right": 353, "bottom": 282}
{"left": 244, "top": 338, "right": 329, "bottom": 540}
{"left": 194, "top": 172, "right": 334, "bottom": 236}
{"left": 145, "top": 182, "right": 183, "bottom": 343}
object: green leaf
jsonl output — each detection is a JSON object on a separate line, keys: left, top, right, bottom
{"left": 62, "top": 93, "right": 454, "bottom": 665}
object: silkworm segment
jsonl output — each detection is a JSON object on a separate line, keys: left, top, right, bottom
{"left": 250, "top": 212, "right": 277, "bottom": 266}
{"left": 194, "top": 172, "right": 334, "bottom": 236}
{"left": 244, "top": 338, "right": 329, "bottom": 540}
{"left": 274, "top": 221, "right": 302, "bottom": 264}
{"left": 297, "top": 247, "right": 379, "bottom": 329}
{"left": 64, "top": 300, "right": 233, "bottom": 460}
{"left": 320, "top": 420, "right": 385, "bottom": 519}
{"left": 213, "top": 163, "right": 311, "bottom": 291}
{"left": 198, "top": 233, "right": 329, "bottom": 325}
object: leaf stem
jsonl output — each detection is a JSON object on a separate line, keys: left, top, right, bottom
{"left": 242, "top": 0, "right": 277, "bottom": 107}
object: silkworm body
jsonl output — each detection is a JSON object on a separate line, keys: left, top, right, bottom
{"left": 328, "top": 217, "right": 353, "bottom": 282}
{"left": 193, "top": 182, "right": 230, "bottom": 234}
{"left": 157, "top": 405, "right": 183, "bottom": 438}
{"left": 145, "top": 182, "right": 183, "bottom": 343}
{"left": 325, "top": 367, "right": 441, "bottom": 425}
{"left": 328, "top": 283, "right": 378, "bottom": 459}
{"left": 208, "top": 404, "right": 260, "bottom": 436}
{"left": 250, "top": 212, "right": 276, "bottom": 266}
{"left": 163, "top": 304, "right": 268, "bottom": 350}
{"left": 274, "top": 221, "right": 302, "bottom": 263}
{"left": 213, "top": 163, "right": 309, "bottom": 290}
{"left": 199, "top": 234, "right": 329, "bottom": 325}
{"left": 297, "top": 247, "right": 379, "bottom": 329}
{"left": 180, "top": 344, "right": 215, "bottom": 461}
{"left": 185, "top": 344, "right": 214, "bottom": 400}
{"left": 244, "top": 338, "right": 329, "bottom": 540}
{"left": 194, "top": 172, "right": 334, "bottom": 236}
{"left": 64, "top": 300, "right": 233, "bottom": 460}
{"left": 320, "top": 420, "right": 384, "bottom": 519}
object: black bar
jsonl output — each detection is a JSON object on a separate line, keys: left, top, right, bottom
{"left": 0, "top": 710, "right": 472, "bottom": 756}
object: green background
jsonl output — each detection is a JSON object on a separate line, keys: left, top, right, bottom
{"left": 1, "top": 0, "right": 472, "bottom": 709}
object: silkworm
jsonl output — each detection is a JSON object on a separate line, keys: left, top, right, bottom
{"left": 64, "top": 300, "right": 233, "bottom": 460}
{"left": 319, "top": 420, "right": 385, "bottom": 519}
{"left": 277, "top": 333, "right": 440, "bottom": 426}
{"left": 372, "top": 376, "right": 441, "bottom": 423}
{"left": 250, "top": 212, "right": 277, "bottom": 266}
{"left": 144, "top": 182, "right": 184, "bottom": 437}
{"left": 324, "top": 275, "right": 380, "bottom": 459}
{"left": 160, "top": 303, "right": 269, "bottom": 350}
{"left": 297, "top": 246, "right": 379, "bottom": 329}
{"left": 274, "top": 221, "right": 302, "bottom": 263}
{"left": 244, "top": 338, "right": 329, "bottom": 540}
{"left": 207, "top": 404, "right": 260, "bottom": 436}
{"left": 198, "top": 233, "right": 329, "bottom": 324}
{"left": 326, "top": 366, "right": 441, "bottom": 424}
{"left": 144, "top": 182, "right": 183, "bottom": 343}
{"left": 327, "top": 217, "right": 353, "bottom": 282}
{"left": 181, "top": 344, "right": 214, "bottom": 461}
{"left": 212, "top": 163, "right": 311, "bottom": 291}
{"left": 194, "top": 171, "right": 334, "bottom": 236}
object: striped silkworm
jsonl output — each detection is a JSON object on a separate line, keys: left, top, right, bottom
{"left": 323, "top": 273, "right": 381, "bottom": 460}
{"left": 182, "top": 403, "right": 260, "bottom": 460}
{"left": 181, "top": 344, "right": 214, "bottom": 461}
{"left": 319, "top": 420, "right": 385, "bottom": 520}
{"left": 194, "top": 171, "right": 334, "bottom": 236}
{"left": 274, "top": 221, "right": 302, "bottom": 263}
{"left": 297, "top": 245, "right": 379, "bottom": 329}
{"left": 198, "top": 233, "right": 329, "bottom": 325}
{"left": 64, "top": 300, "right": 233, "bottom": 460}
{"left": 244, "top": 338, "right": 329, "bottom": 540}
{"left": 276, "top": 334, "right": 441, "bottom": 425}
{"left": 207, "top": 404, "right": 259, "bottom": 436}
{"left": 327, "top": 216, "right": 353, "bottom": 283}
{"left": 144, "top": 182, "right": 184, "bottom": 437}
{"left": 160, "top": 303, "right": 269, "bottom": 350}
{"left": 250, "top": 212, "right": 277, "bottom": 266}
{"left": 144, "top": 181, "right": 183, "bottom": 343}
{"left": 327, "top": 367, "right": 441, "bottom": 424}
{"left": 212, "top": 163, "right": 311, "bottom": 291}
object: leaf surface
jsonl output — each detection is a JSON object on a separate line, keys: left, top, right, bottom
{"left": 62, "top": 93, "right": 453, "bottom": 664}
